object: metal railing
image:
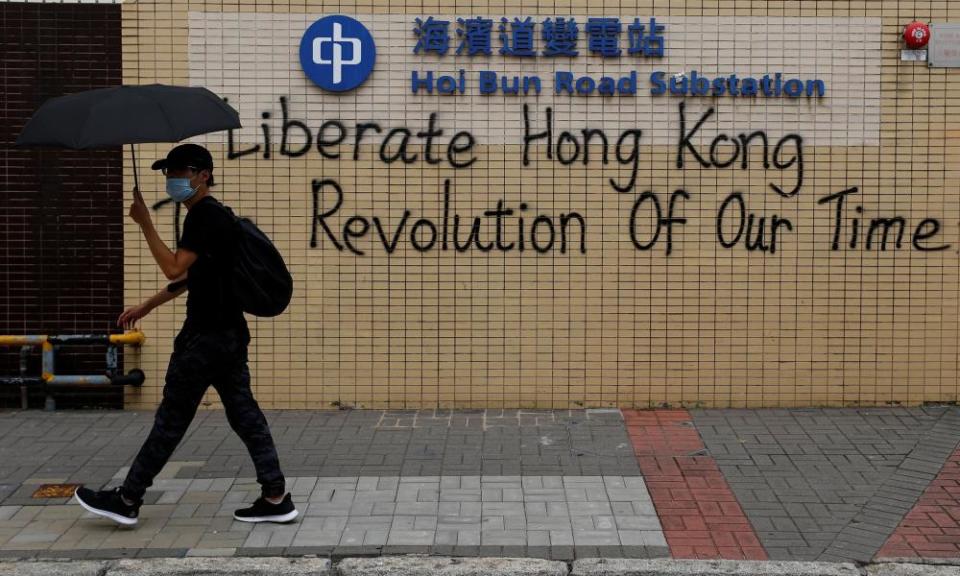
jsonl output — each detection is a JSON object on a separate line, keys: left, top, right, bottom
{"left": 0, "top": 331, "right": 146, "bottom": 410}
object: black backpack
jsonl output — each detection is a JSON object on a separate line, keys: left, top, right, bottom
{"left": 209, "top": 200, "right": 293, "bottom": 317}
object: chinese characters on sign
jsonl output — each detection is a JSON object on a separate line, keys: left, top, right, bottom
{"left": 407, "top": 16, "right": 824, "bottom": 98}
{"left": 414, "top": 16, "right": 666, "bottom": 58}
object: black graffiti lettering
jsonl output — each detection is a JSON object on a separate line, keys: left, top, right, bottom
{"left": 581, "top": 129, "right": 608, "bottom": 165}
{"left": 770, "top": 134, "right": 803, "bottom": 198}
{"left": 717, "top": 193, "right": 746, "bottom": 248}
{"left": 531, "top": 216, "right": 555, "bottom": 253}
{"left": 738, "top": 131, "right": 770, "bottom": 170}
{"left": 453, "top": 213, "right": 494, "bottom": 252}
{"left": 410, "top": 218, "right": 438, "bottom": 251}
{"left": 630, "top": 192, "right": 661, "bottom": 251}
{"left": 517, "top": 203, "right": 527, "bottom": 252}
{"left": 676, "top": 101, "right": 714, "bottom": 169}
{"left": 228, "top": 100, "right": 478, "bottom": 170}
{"left": 448, "top": 131, "right": 477, "bottom": 168}
{"left": 317, "top": 120, "right": 347, "bottom": 159}
{"left": 416, "top": 112, "right": 444, "bottom": 165}
{"left": 610, "top": 129, "right": 643, "bottom": 193}
{"left": 152, "top": 198, "right": 172, "bottom": 211}
{"left": 260, "top": 112, "right": 271, "bottom": 159}
{"left": 913, "top": 219, "right": 950, "bottom": 251}
{"left": 664, "top": 190, "right": 689, "bottom": 255}
{"left": 372, "top": 212, "right": 411, "bottom": 254}
{"left": 743, "top": 215, "right": 793, "bottom": 253}
{"left": 744, "top": 214, "right": 793, "bottom": 253}
{"left": 307, "top": 178, "right": 586, "bottom": 255}
{"left": 818, "top": 188, "right": 949, "bottom": 252}
{"left": 629, "top": 190, "right": 688, "bottom": 256}
{"left": 227, "top": 127, "right": 260, "bottom": 160}
{"left": 225, "top": 98, "right": 260, "bottom": 160}
{"left": 770, "top": 217, "right": 794, "bottom": 255}
{"left": 743, "top": 214, "right": 770, "bottom": 251}
{"left": 214, "top": 100, "right": 960, "bottom": 260}
{"left": 560, "top": 212, "right": 587, "bottom": 255}
{"left": 849, "top": 206, "right": 862, "bottom": 248}
{"left": 521, "top": 106, "right": 645, "bottom": 190}
{"left": 709, "top": 134, "right": 740, "bottom": 169}
{"left": 311, "top": 179, "right": 344, "bottom": 250}
{"left": 673, "top": 102, "right": 804, "bottom": 198}
{"left": 523, "top": 103, "right": 552, "bottom": 165}
{"left": 866, "top": 217, "right": 906, "bottom": 251}
{"left": 379, "top": 128, "right": 418, "bottom": 164}
{"left": 485, "top": 200, "right": 515, "bottom": 251}
{"left": 353, "top": 122, "right": 383, "bottom": 161}
{"left": 343, "top": 216, "right": 370, "bottom": 256}
{"left": 717, "top": 192, "right": 793, "bottom": 253}
{"left": 817, "top": 187, "right": 859, "bottom": 250}
{"left": 557, "top": 132, "right": 580, "bottom": 165}
{"left": 441, "top": 180, "right": 452, "bottom": 250}
{"left": 280, "top": 96, "right": 312, "bottom": 157}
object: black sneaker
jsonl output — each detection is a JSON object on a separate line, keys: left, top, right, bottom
{"left": 233, "top": 493, "right": 298, "bottom": 523}
{"left": 74, "top": 486, "right": 140, "bottom": 526}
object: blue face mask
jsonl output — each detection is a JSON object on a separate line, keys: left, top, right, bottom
{"left": 165, "top": 178, "right": 199, "bottom": 203}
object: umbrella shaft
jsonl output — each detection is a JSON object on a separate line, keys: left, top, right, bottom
{"left": 130, "top": 143, "right": 139, "bottom": 192}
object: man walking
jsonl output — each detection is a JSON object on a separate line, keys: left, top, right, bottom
{"left": 74, "top": 144, "right": 297, "bottom": 526}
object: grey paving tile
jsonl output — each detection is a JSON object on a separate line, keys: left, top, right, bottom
{"left": 234, "top": 546, "right": 290, "bottom": 557}
{"left": 0, "top": 410, "right": 659, "bottom": 559}
{"left": 693, "top": 406, "right": 960, "bottom": 562}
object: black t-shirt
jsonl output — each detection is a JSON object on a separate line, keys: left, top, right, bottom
{"left": 178, "top": 196, "right": 246, "bottom": 331}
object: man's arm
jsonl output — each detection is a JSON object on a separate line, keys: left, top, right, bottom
{"left": 117, "top": 276, "right": 188, "bottom": 328}
{"left": 129, "top": 190, "right": 197, "bottom": 280}
{"left": 146, "top": 283, "right": 187, "bottom": 309}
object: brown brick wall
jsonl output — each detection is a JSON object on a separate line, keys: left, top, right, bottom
{"left": 0, "top": 3, "right": 123, "bottom": 408}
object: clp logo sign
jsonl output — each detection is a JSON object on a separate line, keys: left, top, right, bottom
{"left": 299, "top": 15, "right": 376, "bottom": 92}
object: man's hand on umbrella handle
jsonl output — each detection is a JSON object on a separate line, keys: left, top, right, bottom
{"left": 129, "top": 189, "right": 152, "bottom": 227}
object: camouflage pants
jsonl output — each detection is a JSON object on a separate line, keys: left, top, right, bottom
{"left": 122, "top": 324, "right": 285, "bottom": 500}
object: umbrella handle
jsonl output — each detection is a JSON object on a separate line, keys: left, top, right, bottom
{"left": 129, "top": 143, "right": 140, "bottom": 193}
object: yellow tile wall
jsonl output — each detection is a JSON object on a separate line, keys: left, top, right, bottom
{"left": 122, "top": 0, "right": 960, "bottom": 410}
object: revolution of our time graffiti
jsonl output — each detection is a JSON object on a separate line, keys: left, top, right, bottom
{"left": 197, "top": 98, "right": 950, "bottom": 257}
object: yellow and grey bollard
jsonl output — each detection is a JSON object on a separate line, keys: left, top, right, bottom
{"left": 0, "top": 331, "right": 146, "bottom": 410}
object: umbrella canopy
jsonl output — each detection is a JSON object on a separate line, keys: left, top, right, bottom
{"left": 15, "top": 84, "right": 241, "bottom": 192}
{"left": 15, "top": 84, "right": 241, "bottom": 149}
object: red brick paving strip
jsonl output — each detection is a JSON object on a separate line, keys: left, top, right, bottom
{"left": 623, "top": 409, "right": 768, "bottom": 560}
{"left": 877, "top": 446, "right": 960, "bottom": 559}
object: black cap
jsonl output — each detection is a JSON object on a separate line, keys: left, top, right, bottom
{"left": 151, "top": 143, "right": 214, "bottom": 172}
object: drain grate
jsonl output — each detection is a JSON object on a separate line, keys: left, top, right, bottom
{"left": 32, "top": 484, "right": 80, "bottom": 499}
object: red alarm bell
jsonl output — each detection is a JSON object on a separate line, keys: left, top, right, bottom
{"left": 903, "top": 21, "right": 930, "bottom": 49}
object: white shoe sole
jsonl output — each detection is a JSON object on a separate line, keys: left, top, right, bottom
{"left": 233, "top": 509, "right": 299, "bottom": 523}
{"left": 74, "top": 492, "right": 138, "bottom": 526}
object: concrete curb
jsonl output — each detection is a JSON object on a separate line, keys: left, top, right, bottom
{"left": 3, "top": 557, "right": 960, "bottom": 576}
{"left": 0, "top": 561, "right": 106, "bottom": 576}
{"left": 338, "top": 556, "right": 568, "bottom": 576}
{"left": 868, "top": 563, "right": 960, "bottom": 576}
{"left": 572, "top": 559, "right": 862, "bottom": 576}
{"left": 875, "top": 560, "right": 960, "bottom": 567}
{"left": 111, "top": 557, "right": 333, "bottom": 576}
{"left": 0, "top": 557, "right": 333, "bottom": 576}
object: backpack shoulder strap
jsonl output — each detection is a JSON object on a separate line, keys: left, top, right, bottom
{"left": 196, "top": 198, "right": 241, "bottom": 265}
{"left": 201, "top": 196, "right": 239, "bottom": 222}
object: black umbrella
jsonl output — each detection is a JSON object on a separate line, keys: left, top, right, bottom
{"left": 15, "top": 84, "right": 241, "bottom": 191}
